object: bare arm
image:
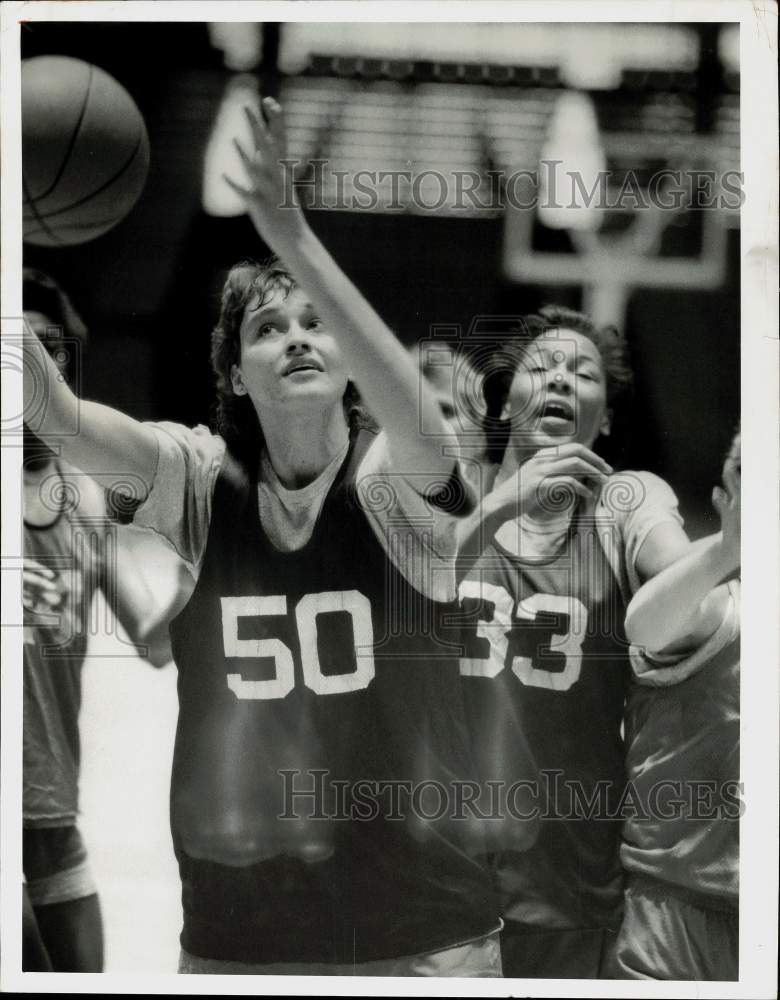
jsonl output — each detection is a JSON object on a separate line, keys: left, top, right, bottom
{"left": 626, "top": 535, "right": 733, "bottom": 654}
{"left": 626, "top": 458, "right": 740, "bottom": 655}
{"left": 23, "top": 330, "right": 158, "bottom": 497}
{"left": 456, "top": 487, "right": 518, "bottom": 567}
{"left": 225, "top": 99, "right": 456, "bottom": 485}
{"left": 109, "top": 530, "right": 194, "bottom": 668}
{"left": 456, "top": 444, "right": 613, "bottom": 565}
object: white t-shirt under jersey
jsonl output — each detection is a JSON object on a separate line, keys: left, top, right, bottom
{"left": 132, "top": 422, "right": 464, "bottom": 604}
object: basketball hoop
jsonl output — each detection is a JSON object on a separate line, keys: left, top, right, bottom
{"left": 503, "top": 94, "right": 732, "bottom": 328}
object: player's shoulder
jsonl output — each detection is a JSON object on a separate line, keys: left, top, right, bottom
{"left": 146, "top": 420, "right": 228, "bottom": 491}
{"left": 151, "top": 420, "right": 225, "bottom": 460}
{"left": 596, "top": 469, "right": 679, "bottom": 520}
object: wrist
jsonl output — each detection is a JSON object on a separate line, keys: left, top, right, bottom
{"left": 486, "top": 486, "right": 520, "bottom": 524}
{"left": 263, "top": 206, "right": 310, "bottom": 255}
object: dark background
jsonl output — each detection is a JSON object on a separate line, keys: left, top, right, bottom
{"left": 21, "top": 21, "right": 740, "bottom": 537}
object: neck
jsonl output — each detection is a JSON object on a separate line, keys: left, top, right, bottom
{"left": 260, "top": 404, "right": 350, "bottom": 489}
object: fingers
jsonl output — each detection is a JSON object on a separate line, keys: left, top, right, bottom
{"left": 23, "top": 586, "right": 62, "bottom": 611}
{"left": 245, "top": 99, "right": 285, "bottom": 155}
{"left": 222, "top": 173, "right": 252, "bottom": 201}
{"left": 22, "top": 566, "right": 63, "bottom": 611}
{"left": 23, "top": 567, "right": 59, "bottom": 593}
{"left": 232, "top": 136, "right": 254, "bottom": 173}
{"left": 544, "top": 456, "right": 611, "bottom": 482}
{"left": 226, "top": 99, "right": 286, "bottom": 199}
{"left": 230, "top": 136, "right": 271, "bottom": 192}
{"left": 261, "top": 96, "right": 285, "bottom": 148}
{"left": 539, "top": 475, "right": 593, "bottom": 502}
{"left": 23, "top": 569, "right": 59, "bottom": 590}
{"left": 534, "top": 443, "right": 612, "bottom": 475}
{"left": 24, "top": 559, "right": 54, "bottom": 578}
{"left": 243, "top": 103, "right": 268, "bottom": 152}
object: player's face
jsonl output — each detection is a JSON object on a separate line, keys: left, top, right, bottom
{"left": 502, "top": 329, "right": 610, "bottom": 449}
{"left": 231, "top": 286, "right": 350, "bottom": 418}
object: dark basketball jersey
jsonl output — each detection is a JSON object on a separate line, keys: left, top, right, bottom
{"left": 23, "top": 466, "right": 104, "bottom": 826}
{"left": 456, "top": 506, "right": 630, "bottom": 930}
{"left": 622, "top": 583, "right": 740, "bottom": 904}
{"left": 168, "top": 429, "right": 498, "bottom": 964}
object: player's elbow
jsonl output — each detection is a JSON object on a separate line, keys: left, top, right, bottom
{"left": 625, "top": 594, "right": 721, "bottom": 658}
{"left": 624, "top": 597, "right": 684, "bottom": 654}
{"left": 146, "top": 648, "right": 174, "bottom": 670}
{"left": 624, "top": 608, "right": 659, "bottom": 653}
{"left": 139, "top": 623, "right": 175, "bottom": 668}
{"left": 140, "top": 643, "right": 173, "bottom": 670}
{"left": 120, "top": 613, "right": 174, "bottom": 668}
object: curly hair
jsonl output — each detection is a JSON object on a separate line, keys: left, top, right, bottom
{"left": 210, "top": 257, "right": 373, "bottom": 466}
{"left": 482, "top": 305, "right": 634, "bottom": 464}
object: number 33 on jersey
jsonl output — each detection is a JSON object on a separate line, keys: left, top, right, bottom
{"left": 458, "top": 580, "right": 588, "bottom": 691}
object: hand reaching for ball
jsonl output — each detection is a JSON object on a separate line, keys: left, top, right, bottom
{"left": 223, "top": 98, "right": 305, "bottom": 248}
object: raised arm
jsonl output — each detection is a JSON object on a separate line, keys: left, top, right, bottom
{"left": 23, "top": 328, "right": 158, "bottom": 497}
{"left": 224, "top": 98, "right": 455, "bottom": 483}
{"left": 625, "top": 452, "right": 740, "bottom": 655}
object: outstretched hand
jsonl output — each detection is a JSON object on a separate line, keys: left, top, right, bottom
{"left": 223, "top": 97, "right": 304, "bottom": 247}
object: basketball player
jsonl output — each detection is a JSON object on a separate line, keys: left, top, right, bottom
{"left": 22, "top": 269, "right": 184, "bottom": 972}
{"left": 611, "top": 432, "right": 740, "bottom": 980}
{"left": 23, "top": 99, "right": 501, "bottom": 975}
{"left": 453, "top": 306, "right": 730, "bottom": 978}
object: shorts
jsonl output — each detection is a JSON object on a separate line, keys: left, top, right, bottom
{"left": 500, "top": 921, "right": 618, "bottom": 979}
{"left": 178, "top": 929, "right": 503, "bottom": 977}
{"left": 23, "top": 825, "right": 97, "bottom": 907}
{"left": 609, "top": 874, "right": 738, "bottom": 981}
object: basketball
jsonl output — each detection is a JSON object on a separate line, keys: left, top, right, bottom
{"left": 22, "top": 56, "right": 150, "bottom": 247}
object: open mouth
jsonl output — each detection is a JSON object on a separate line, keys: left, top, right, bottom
{"left": 540, "top": 399, "right": 574, "bottom": 421}
{"left": 284, "top": 360, "right": 323, "bottom": 376}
